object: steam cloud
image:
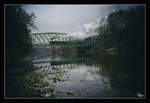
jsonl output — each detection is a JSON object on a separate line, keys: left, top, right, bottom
{"left": 68, "top": 18, "right": 101, "bottom": 40}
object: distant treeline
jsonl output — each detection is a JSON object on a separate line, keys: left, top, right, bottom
{"left": 85, "top": 5, "right": 145, "bottom": 58}
{"left": 84, "top": 6, "right": 145, "bottom": 95}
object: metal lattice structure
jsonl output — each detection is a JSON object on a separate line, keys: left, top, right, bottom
{"left": 30, "top": 32, "right": 94, "bottom": 46}
{"left": 33, "top": 58, "right": 92, "bottom": 74}
{"left": 30, "top": 32, "right": 66, "bottom": 45}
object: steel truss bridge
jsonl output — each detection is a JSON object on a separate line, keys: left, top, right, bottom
{"left": 31, "top": 58, "right": 98, "bottom": 84}
{"left": 30, "top": 32, "right": 94, "bottom": 46}
{"left": 32, "top": 58, "right": 96, "bottom": 75}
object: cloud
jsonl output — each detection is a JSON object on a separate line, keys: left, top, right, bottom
{"left": 83, "top": 21, "right": 100, "bottom": 33}
{"left": 23, "top": 5, "right": 112, "bottom": 33}
{"left": 68, "top": 31, "right": 88, "bottom": 39}
{"left": 64, "top": 5, "right": 140, "bottom": 40}
{"left": 68, "top": 18, "right": 101, "bottom": 39}
{"left": 22, "top": 4, "right": 140, "bottom": 38}
{"left": 83, "top": 22, "right": 94, "bottom": 33}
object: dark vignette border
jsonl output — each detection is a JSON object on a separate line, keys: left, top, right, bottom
{"left": 1, "top": 0, "right": 150, "bottom": 103}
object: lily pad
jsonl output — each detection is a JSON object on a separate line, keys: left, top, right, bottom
{"left": 44, "top": 93, "right": 51, "bottom": 97}
{"left": 81, "top": 80, "right": 84, "bottom": 82}
{"left": 47, "top": 87, "right": 54, "bottom": 92}
{"left": 57, "top": 90, "right": 63, "bottom": 94}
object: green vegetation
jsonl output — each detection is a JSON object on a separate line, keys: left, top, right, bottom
{"left": 57, "top": 90, "right": 63, "bottom": 94}
{"left": 94, "top": 52, "right": 144, "bottom": 96}
{"left": 5, "top": 5, "right": 53, "bottom": 98}
{"left": 83, "top": 6, "right": 145, "bottom": 95}
{"left": 85, "top": 6, "right": 145, "bottom": 58}
{"left": 81, "top": 80, "right": 84, "bottom": 82}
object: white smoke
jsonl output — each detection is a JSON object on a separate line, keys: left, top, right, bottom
{"left": 67, "top": 18, "right": 102, "bottom": 40}
{"left": 68, "top": 31, "right": 88, "bottom": 39}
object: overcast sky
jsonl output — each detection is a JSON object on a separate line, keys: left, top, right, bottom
{"left": 23, "top": 5, "right": 140, "bottom": 39}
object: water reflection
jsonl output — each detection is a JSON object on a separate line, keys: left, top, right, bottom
{"left": 31, "top": 47, "right": 144, "bottom": 98}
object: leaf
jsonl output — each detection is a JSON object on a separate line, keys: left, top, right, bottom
{"left": 44, "top": 93, "right": 51, "bottom": 97}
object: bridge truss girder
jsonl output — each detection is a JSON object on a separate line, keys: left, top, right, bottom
{"left": 30, "top": 32, "right": 94, "bottom": 46}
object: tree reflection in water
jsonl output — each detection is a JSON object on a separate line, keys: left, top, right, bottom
{"left": 30, "top": 49, "right": 144, "bottom": 98}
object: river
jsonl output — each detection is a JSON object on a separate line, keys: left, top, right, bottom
{"left": 30, "top": 46, "right": 145, "bottom": 98}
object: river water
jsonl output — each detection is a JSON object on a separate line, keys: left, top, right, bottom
{"left": 30, "top": 46, "right": 145, "bottom": 99}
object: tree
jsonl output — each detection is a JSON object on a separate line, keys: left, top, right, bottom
{"left": 6, "top": 5, "right": 37, "bottom": 66}
{"left": 5, "top": 5, "right": 38, "bottom": 97}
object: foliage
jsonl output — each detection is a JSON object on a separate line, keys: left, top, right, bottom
{"left": 84, "top": 6, "right": 145, "bottom": 96}
{"left": 5, "top": 5, "right": 38, "bottom": 97}
{"left": 6, "top": 5, "right": 37, "bottom": 66}
{"left": 86, "top": 6, "right": 145, "bottom": 59}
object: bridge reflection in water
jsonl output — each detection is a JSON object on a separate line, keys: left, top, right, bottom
{"left": 31, "top": 56, "right": 116, "bottom": 98}
{"left": 33, "top": 58, "right": 95, "bottom": 74}
{"left": 28, "top": 32, "right": 144, "bottom": 98}
{"left": 30, "top": 52, "right": 139, "bottom": 98}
